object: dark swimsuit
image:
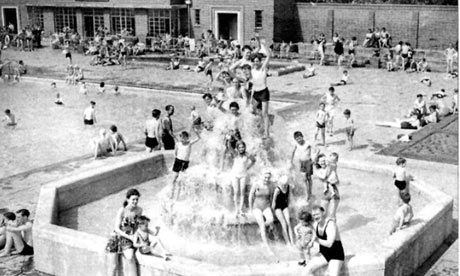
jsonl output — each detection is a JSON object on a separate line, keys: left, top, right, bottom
{"left": 316, "top": 219, "right": 345, "bottom": 262}
{"left": 274, "top": 186, "right": 289, "bottom": 210}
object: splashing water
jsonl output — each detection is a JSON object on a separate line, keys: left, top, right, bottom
{"left": 160, "top": 102, "right": 306, "bottom": 245}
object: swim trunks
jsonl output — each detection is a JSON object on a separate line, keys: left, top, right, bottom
{"left": 84, "top": 119, "right": 94, "bottom": 125}
{"left": 322, "top": 184, "right": 340, "bottom": 201}
{"left": 316, "top": 121, "right": 326, "bottom": 129}
{"left": 172, "top": 158, "right": 189, "bottom": 172}
{"left": 299, "top": 159, "right": 313, "bottom": 176}
{"left": 394, "top": 180, "right": 407, "bottom": 190}
{"left": 145, "top": 137, "right": 159, "bottom": 149}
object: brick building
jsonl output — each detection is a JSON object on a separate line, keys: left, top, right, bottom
{"left": 0, "top": 0, "right": 457, "bottom": 48}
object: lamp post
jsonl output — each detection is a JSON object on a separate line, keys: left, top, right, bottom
{"left": 185, "top": 0, "right": 192, "bottom": 37}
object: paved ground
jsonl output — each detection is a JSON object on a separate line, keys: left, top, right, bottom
{"left": 0, "top": 46, "right": 458, "bottom": 275}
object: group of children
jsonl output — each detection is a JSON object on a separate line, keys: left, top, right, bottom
{"left": 64, "top": 64, "right": 84, "bottom": 85}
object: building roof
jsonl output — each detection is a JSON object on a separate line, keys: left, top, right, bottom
{"left": 26, "top": 0, "right": 186, "bottom": 9}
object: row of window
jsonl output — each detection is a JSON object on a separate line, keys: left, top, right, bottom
{"left": 193, "top": 9, "right": 263, "bottom": 29}
{"left": 27, "top": 7, "right": 265, "bottom": 35}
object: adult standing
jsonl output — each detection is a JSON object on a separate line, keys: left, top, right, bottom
{"left": 162, "top": 105, "right": 176, "bottom": 150}
{"left": 106, "top": 189, "right": 142, "bottom": 276}
{"left": 302, "top": 205, "right": 344, "bottom": 276}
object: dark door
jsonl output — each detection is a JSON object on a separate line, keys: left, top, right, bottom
{"left": 218, "top": 13, "right": 237, "bottom": 40}
{"left": 84, "top": 16, "right": 94, "bottom": 38}
{"left": 3, "top": 8, "right": 18, "bottom": 34}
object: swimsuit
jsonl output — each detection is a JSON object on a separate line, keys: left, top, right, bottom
{"left": 274, "top": 186, "right": 289, "bottom": 210}
{"left": 394, "top": 180, "right": 407, "bottom": 190}
{"left": 253, "top": 185, "right": 271, "bottom": 211}
{"left": 316, "top": 219, "right": 345, "bottom": 262}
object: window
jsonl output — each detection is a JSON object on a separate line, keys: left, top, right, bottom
{"left": 82, "top": 9, "right": 104, "bottom": 37}
{"left": 194, "top": 9, "right": 200, "bottom": 26}
{"left": 111, "top": 9, "right": 135, "bottom": 35}
{"left": 54, "top": 8, "right": 77, "bottom": 32}
{"left": 255, "top": 10, "right": 263, "bottom": 29}
{"left": 148, "top": 9, "right": 171, "bottom": 37}
{"left": 28, "top": 7, "right": 44, "bottom": 29}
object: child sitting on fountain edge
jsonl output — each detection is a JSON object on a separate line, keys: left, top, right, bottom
{"left": 133, "top": 215, "right": 171, "bottom": 260}
{"left": 389, "top": 191, "right": 413, "bottom": 235}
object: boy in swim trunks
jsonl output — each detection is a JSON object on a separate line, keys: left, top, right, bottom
{"left": 393, "top": 157, "right": 409, "bottom": 194}
{"left": 144, "top": 109, "right": 162, "bottom": 152}
{"left": 291, "top": 131, "right": 319, "bottom": 201}
{"left": 314, "top": 103, "right": 328, "bottom": 146}
{"left": 390, "top": 191, "right": 413, "bottom": 235}
{"left": 133, "top": 216, "right": 171, "bottom": 260}
{"left": 83, "top": 101, "right": 96, "bottom": 126}
{"left": 171, "top": 130, "right": 201, "bottom": 200}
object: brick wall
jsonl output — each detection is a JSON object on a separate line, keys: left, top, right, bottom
{"left": 296, "top": 3, "right": 458, "bottom": 49}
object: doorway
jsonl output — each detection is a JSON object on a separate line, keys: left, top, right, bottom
{"left": 2, "top": 7, "right": 19, "bottom": 34}
{"left": 84, "top": 16, "right": 94, "bottom": 37}
{"left": 217, "top": 13, "right": 237, "bottom": 41}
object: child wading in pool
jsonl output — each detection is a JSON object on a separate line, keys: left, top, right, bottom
{"left": 294, "top": 209, "right": 315, "bottom": 266}
{"left": 133, "top": 215, "right": 171, "bottom": 260}
{"left": 170, "top": 130, "right": 201, "bottom": 200}
{"left": 389, "top": 191, "right": 413, "bottom": 235}
{"left": 343, "top": 109, "right": 355, "bottom": 150}
{"left": 393, "top": 157, "right": 410, "bottom": 196}
{"left": 52, "top": 82, "right": 63, "bottom": 105}
{"left": 314, "top": 102, "right": 328, "bottom": 146}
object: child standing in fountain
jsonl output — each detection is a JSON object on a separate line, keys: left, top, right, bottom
{"left": 232, "top": 141, "right": 256, "bottom": 216}
{"left": 294, "top": 209, "right": 315, "bottom": 266}
{"left": 291, "top": 131, "right": 319, "bottom": 201}
{"left": 343, "top": 109, "right": 355, "bottom": 151}
{"left": 314, "top": 103, "right": 328, "bottom": 146}
{"left": 170, "top": 130, "right": 201, "bottom": 200}
{"left": 133, "top": 216, "right": 171, "bottom": 260}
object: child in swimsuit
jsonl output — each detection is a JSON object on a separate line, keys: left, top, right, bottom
{"left": 393, "top": 157, "right": 409, "bottom": 194}
{"left": 133, "top": 216, "right": 171, "bottom": 260}
{"left": 390, "top": 191, "right": 413, "bottom": 235}
{"left": 98, "top": 81, "right": 105, "bottom": 94}
{"left": 189, "top": 105, "right": 202, "bottom": 132}
{"left": 231, "top": 141, "right": 255, "bottom": 215}
{"left": 314, "top": 102, "right": 328, "bottom": 146}
{"left": 294, "top": 210, "right": 314, "bottom": 266}
{"left": 52, "top": 82, "right": 63, "bottom": 105}
{"left": 343, "top": 109, "right": 355, "bottom": 151}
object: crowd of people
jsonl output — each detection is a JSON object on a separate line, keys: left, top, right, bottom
{"left": 0, "top": 21, "right": 458, "bottom": 276}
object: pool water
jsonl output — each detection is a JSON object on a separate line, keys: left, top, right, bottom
{"left": 59, "top": 164, "right": 429, "bottom": 266}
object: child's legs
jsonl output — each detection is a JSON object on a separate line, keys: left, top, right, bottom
{"left": 106, "top": 252, "right": 119, "bottom": 276}
{"left": 232, "top": 177, "right": 241, "bottom": 210}
{"left": 121, "top": 248, "right": 137, "bottom": 276}
{"left": 329, "top": 198, "right": 340, "bottom": 220}
{"left": 320, "top": 127, "right": 326, "bottom": 144}
{"left": 314, "top": 127, "right": 320, "bottom": 140}
{"left": 274, "top": 208, "right": 290, "bottom": 244}
{"left": 261, "top": 101, "right": 270, "bottom": 136}
{"left": 303, "top": 172, "right": 312, "bottom": 200}
{"left": 238, "top": 176, "right": 247, "bottom": 211}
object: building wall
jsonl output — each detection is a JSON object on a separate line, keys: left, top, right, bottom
{"left": 191, "top": 0, "right": 275, "bottom": 44}
{"left": 296, "top": 3, "right": 458, "bottom": 49}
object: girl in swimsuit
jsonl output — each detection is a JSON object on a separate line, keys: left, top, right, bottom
{"left": 249, "top": 170, "right": 275, "bottom": 255}
{"left": 106, "top": 189, "right": 143, "bottom": 276}
{"left": 272, "top": 174, "right": 295, "bottom": 245}
{"left": 303, "top": 205, "right": 344, "bottom": 276}
{"left": 231, "top": 141, "right": 255, "bottom": 215}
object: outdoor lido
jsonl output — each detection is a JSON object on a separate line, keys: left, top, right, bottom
{"left": 32, "top": 92, "right": 453, "bottom": 276}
